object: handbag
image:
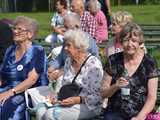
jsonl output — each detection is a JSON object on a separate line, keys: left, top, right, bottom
{"left": 58, "top": 55, "right": 91, "bottom": 101}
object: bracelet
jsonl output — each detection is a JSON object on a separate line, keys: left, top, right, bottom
{"left": 11, "top": 88, "right": 16, "bottom": 95}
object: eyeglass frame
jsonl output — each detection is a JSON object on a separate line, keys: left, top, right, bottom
{"left": 11, "top": 26, "right": 30, "bottom": 33}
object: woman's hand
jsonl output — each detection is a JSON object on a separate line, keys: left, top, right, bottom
{"left": 60, "top": 96, "right": 81, "bottom": 106}
{"left": 115, "top": 77, "right": 129, "bottom": 88}
{"left": 0, "top": 89, "right": 14, "bottom": 105}
{"left": 46, "top": 95, "right": 57, "bottom": 104}
{"left": 48, "top": 67, "right": 63, "bottom": 81}
{"left": 48, "top": 67, "right": 59, "bottom": 81}
{"left": 54, "top": 26, "right": 66, "bottom": 35}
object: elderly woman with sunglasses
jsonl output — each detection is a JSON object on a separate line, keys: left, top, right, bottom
{"left": 0, "top": 16, "right": 48, "bottom": 120}
{"left": 101, "top": 22, "right": 158, "bottom": 120}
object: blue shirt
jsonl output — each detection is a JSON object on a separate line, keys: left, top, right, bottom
{"left": 0, "top": 43, "right": 48, "bottom": 92}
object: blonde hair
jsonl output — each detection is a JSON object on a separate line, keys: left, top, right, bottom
{"left": 112, "top": 11, "right": 133, "bottom": 27}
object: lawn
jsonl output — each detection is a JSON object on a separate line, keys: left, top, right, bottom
{"left": 112, "top": 5, "right": 160, "bottom": 25}
{"left": 0, "top": 5, "right": 160, "bottom": 37}
{"left": 0, "top": 12, "right": 52, "bottom": 38}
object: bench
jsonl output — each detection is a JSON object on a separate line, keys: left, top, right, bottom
{"left": 140, "top": 24, "right": 160, "bottom": 38}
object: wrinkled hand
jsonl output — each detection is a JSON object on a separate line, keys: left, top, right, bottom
{"left": 60, "top": 97, "right": 80, "bottom": 106}
{"left": 56, "top": 27, "right": 66, "bottom": 35}
{"left": 0, "top": 90, "right": 13, "bottom": 105}
{"left": 48, "top": 67, "right": 60, "bottom": 81}
{"left": 115, "top": 77, "right": 129, "bottom": 88}
{"left": 46, "top": 95, "right": 57, "bottom": 104}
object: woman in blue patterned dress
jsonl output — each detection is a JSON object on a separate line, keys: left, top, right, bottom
{"left": 101, "top": 22, "right": 158, "bottom": 120}
{"left": 0, "top": 16, "right": 48, "bottom": 120}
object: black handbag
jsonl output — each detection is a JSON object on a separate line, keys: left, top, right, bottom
{"left": 58, "top": 55, "right": 91, "bottom": 101}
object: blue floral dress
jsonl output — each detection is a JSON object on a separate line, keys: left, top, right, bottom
{"left": 104, "top": 52, "right": 158, "bottom": 119}
{"left": 0, "top": 43, "right": 48, "bottom": 120}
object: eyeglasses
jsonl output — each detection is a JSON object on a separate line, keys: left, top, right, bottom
{"left": 12, "top": 26, "right": 29, "bottom": 33}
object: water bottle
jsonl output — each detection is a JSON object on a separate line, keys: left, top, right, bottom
{"left": 53, "top": 103, "right": 61, "bottom": 120}
{"left": 121, "top": 69, "right": 130, "bottom": 98}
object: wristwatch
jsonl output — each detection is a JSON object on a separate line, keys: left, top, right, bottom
{"left": 11, "top": 88, "right": 16, "bottom": 95}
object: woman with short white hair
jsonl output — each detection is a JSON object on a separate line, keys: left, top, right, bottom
{"left": 38, "top": 29, "right": 103, "bottom": 120}
{"left": 63, "top": 29, "right": 89, "bottom": 51}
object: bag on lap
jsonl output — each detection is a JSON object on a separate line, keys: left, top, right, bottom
{"left": 58, "top": 83, "right": 82, "bottom": 101}
{"left": 58, "top": 55, "right": 91, "bottom": 101}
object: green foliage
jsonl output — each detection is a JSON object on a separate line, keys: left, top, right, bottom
{"left": 0, "top": 12, "right": 53, "bottom": 37}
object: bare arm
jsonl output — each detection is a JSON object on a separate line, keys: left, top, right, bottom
{"left": 0, "top": 68, "right": 39, "bottom": 103}
{"left": 105, "top": 0, "right": 111, "bottom": 15}
{"left": 101, "top": 72, "right": 120, "bottom": 98}
{"left": 12, "top": 68, "right": 39, "bottom": 93}
{"left": 131, "top": 78, "right": 158, "bottom": 120}
{"left": 52, "top": 26, "right": 66, "bottom": 35}
{"left": 48, "top": 66, "right": 64, "bottom": 81}
{"left": 101, "top": 71, "right": 129, "bottom": 98}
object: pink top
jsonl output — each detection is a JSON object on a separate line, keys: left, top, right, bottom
{"left": 105, "top": 37, "right": 123, "bottom": 57}
{"left": 115, "top": 38, "right": 123, "bottom": 53}
{"left": 95, "top": 10, "right": 108, "bottom": 43}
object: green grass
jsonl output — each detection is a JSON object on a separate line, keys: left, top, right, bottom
{"left": 112, "top": 5, "right": 160, "bottom": 25}
{"left": 0, "top": 5, "right": 160, "bottom": 37}
{"left": 0, "top": 12, "right": 53, "bottom": 37}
